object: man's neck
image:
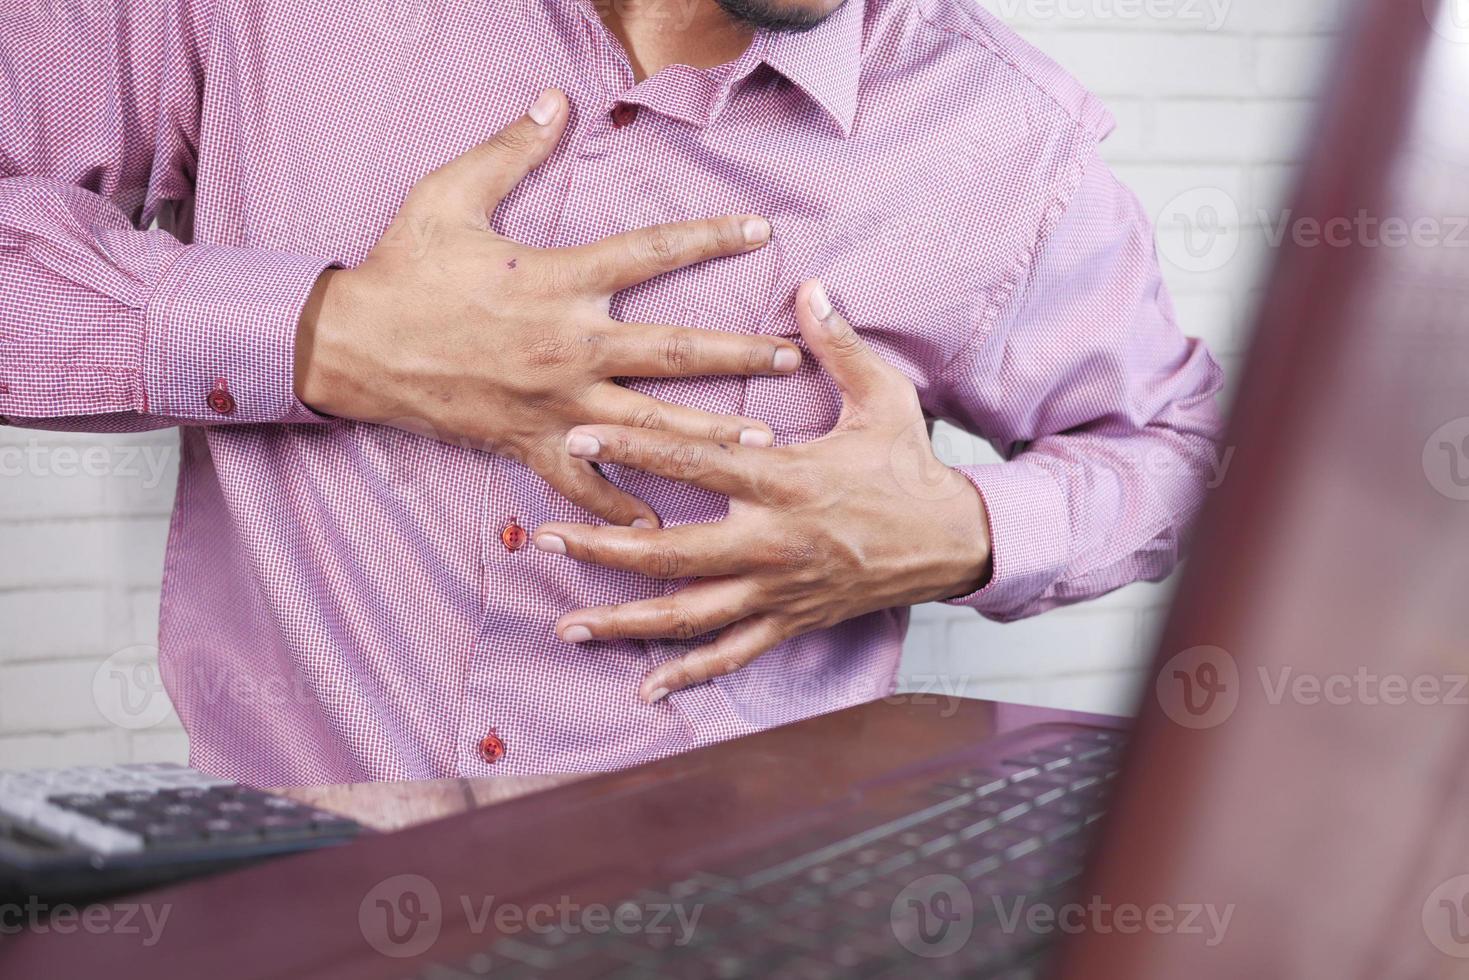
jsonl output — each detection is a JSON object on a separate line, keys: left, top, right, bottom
{"left": 599, "top": 0, "right": 756, "bottom": 80}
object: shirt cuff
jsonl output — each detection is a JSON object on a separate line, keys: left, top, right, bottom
{"left": 141, "top": 243, "right": 335, "bottom": 424}
{"left": 945, "top": 460, "right": 1070, "bottom": 619}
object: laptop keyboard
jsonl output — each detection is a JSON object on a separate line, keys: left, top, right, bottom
{"left": 445, "top": 729, "right": 1125, "bottom": 979}
{"left": 0, "top": 762, "right": 361, "bottom": 856}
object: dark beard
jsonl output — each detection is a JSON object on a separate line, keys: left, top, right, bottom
{"left": 710, "top": 0, "right": 839, "bottom": 33}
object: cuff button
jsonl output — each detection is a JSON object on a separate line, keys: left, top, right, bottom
{"left": 207, "top": 380, "right": 236, "bottom": 416}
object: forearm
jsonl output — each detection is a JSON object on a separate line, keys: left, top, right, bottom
{"left": 0, "top": 0, "right": 331, "bottom": 433}
{"left": 0, "top": 182, "right": 333, "bottom": 431}
{"left": 947, "top": 339, "right": 1225, "bottom": 621}
{"left": 930, "top": 149, "right": 1227, "bottom": 620}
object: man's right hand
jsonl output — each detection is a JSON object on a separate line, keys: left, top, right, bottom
{"left": 293, "top": 88, "right": 799, "bottom": 528}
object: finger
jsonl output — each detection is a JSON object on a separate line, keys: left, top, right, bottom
{"left": 794, "top": 278, "right": 911, "bottom": 417}
{"left": 562, "top": 425, "right": 760, "bottom": 497}
{"left": 532, "top": 522, "right": 755, "bottom": 580}
{"left": 535, "top": 448, "right": 660, "bottom": 528}
{"left": 639, "top": 616, "right": 788, "bottom": 702}
{"left": 426, "top": 88, "right": 569, "bottom": 222}
{"left": 592, "top": 386, "right": 775, "bottom": 448}
{"left": 552, "top": 578, "right": 756, "bottom": 643}
{"left": 568, "top": 215, "right": 772, "bottom": 294}
{"left": 594, "top": 322, "right": 801, "bottom": 379}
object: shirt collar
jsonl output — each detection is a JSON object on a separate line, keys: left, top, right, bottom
{"left": 759, "top": 0, "right": 865, "bottom": 137}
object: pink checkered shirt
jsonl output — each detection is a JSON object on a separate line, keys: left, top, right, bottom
{"left": 1, "top": 0, "right": 1223, "bottom": 783}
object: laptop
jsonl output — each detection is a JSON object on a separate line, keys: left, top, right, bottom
{"left": 4, "top": 0, "right": 1464, "bottom": 975}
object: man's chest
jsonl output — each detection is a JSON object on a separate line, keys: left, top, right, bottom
{"left": 192, "top": 1, "right": 1046, "bottom": 435}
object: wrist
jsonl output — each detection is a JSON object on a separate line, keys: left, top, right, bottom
{"left": 930, "top": 469, "right": 994, "bottom": 601}
{"left": 294, "top": 267, "right": 355, "bottom": 416}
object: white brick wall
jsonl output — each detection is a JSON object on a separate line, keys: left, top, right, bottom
{"left": 0, "top": 0, "right": 1346, "bottom": 769}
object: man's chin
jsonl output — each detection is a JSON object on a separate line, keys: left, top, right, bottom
{"left": 711, "top": 0, "right": 844, "bottom": 33}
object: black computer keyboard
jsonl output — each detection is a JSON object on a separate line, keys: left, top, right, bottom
{"left": 443, "top": 730, "right": 1124, "bottom": 979}
{"left": 0, "top": 762, "right": 364, "bottom": 903}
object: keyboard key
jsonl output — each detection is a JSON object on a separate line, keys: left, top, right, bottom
{"left": 918, "top": 833, "right": 959, "bottom": 857}
{"left": 959, "top": 773, "right": 1010, "bottom": 796}
{"left": 970, "top": 827, "right": 1039, "bottom": 856}
{"left": 957, "top": 815, "right": 1000, "bottom": 840}
{"left": 69, "top": 820, "right": 145, "bottom": 855}
{"left": 48, "top": 793, "right": 105, "bottom": 810}
{"left": 963, "top": 854, "right": 1005, "bottom": 879}
{"left": 997, "top": 801, "right": 1032, "bottom": 823}
{"left": 200, "top": 818, "right": 260, "bottom": 844}
{"left": 1004, "top": 836, "right": 1043, "bottom": 861}
{"left": 142, "top": 821, "right": 208, "bottom": 846}
{"left": 103, "top": 791, "right": 156, "bottom": 806}
{"left": 1000, "top": 780, "right": 1063, "bottom": 804}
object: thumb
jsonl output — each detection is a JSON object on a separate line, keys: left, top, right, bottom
{"left": 428, "top": 88, "right": 570, "bottom": 225}
{"left": 795, "top": 279, "right": 905, "bottom": 418}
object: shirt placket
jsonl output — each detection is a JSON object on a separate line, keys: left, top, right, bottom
{"left": 453, "top": 8, "right": 773, "bottom": 774}
{"left": 451, "top": 3, "right": 640, "bottom": 777}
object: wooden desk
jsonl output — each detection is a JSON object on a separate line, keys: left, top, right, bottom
{"left": 4, "top": 698, "right": 1122, "bottom": 979}
{"left": 276, "top": 774, "right": 592, "bottom": 832}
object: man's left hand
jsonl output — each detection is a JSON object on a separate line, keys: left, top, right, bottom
{"left": 533, "top": 279, "right": 993, "bottom": 702}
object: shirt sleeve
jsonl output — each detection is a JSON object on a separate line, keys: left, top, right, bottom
{"left": 0, "top": 0, "right": 332, "bottom": 432}
{"left": 925, "top": 149, "right": 1227, "bottom": 622}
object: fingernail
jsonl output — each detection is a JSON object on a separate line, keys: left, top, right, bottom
{"left": 566, "top": 433, "right": 601, "bottom": 457}
{"left": 644, "top": 686, "right": 670, "bottom": 704}
{"left": 563, "top": 625, "right": 593, "bottom": 643}
{"left": 739, "top": 428, "right": 773, "bottom": 448}
{"left": 528, "top": 90, "right": 559, "bottom": 126}
{"left": 632, "top": 517, "right": 656, "bottom": 529}
{"left": 742, "top": 217, "right": 771, "bottom": 245}
{"left": 808, "top": 280, "right": 833, "bottom": 321}
{"left": 535, "top": 533, "right": 566, "bottom": 554}
{"left": 772, "top": 347, "right": 800, "bottom": 372}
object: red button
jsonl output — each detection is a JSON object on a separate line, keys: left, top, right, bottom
{"left": 610, "top": 103, "right": 639, "bottom": 128}
{"left": 478, "top": 731, "right": 506, "bottom": 765}
{"left": 501, "top": 520, "right": 527, "bottom": 551}
{"left": 206, "top": 380, "right": 236, "bottom": 416}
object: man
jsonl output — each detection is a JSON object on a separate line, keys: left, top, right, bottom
{"left": 0, "top": 0, "right": 1223, "bottom": 783}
